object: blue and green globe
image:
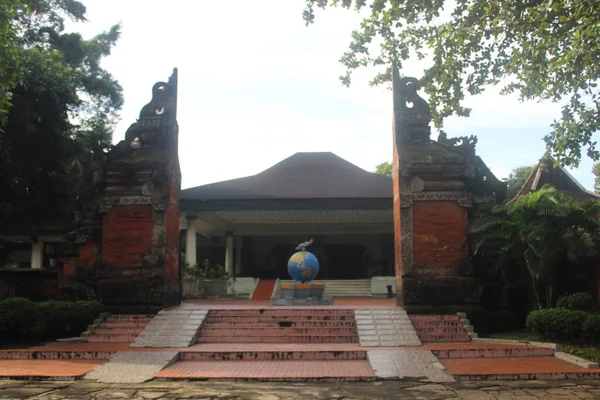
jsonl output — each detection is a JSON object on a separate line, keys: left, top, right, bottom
{"left": 287, "top": 250, "right": 320, "bottom": 283}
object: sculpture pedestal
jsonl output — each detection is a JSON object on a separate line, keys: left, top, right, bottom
{"left": 271, "top": 283, "right": 334, "bottom": 306}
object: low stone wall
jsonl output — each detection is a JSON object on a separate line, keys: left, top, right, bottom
{"left": 182, "top": 277, "right": 258, "bottom": 299}
{"left": 371, "top": 276, "right": 396, "bottom": 297}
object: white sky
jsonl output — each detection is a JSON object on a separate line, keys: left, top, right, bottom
{"left": 68, "top": 0, "right": 596, "bottom": 190}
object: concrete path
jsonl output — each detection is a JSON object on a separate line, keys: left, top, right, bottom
{"left": 354, "top": 309, "right": 422, "bottom": 347}
{"left": 131, "top": 309, "right": 208, "bottom": 348}
{"left": 85, "top": 351, "right": 178, "bottom": 383}
{"left": 1, "top": 379, "right": 600, "bottom": 399}
{"left": 368, "top": 349, "right": 455, "bottom": 382}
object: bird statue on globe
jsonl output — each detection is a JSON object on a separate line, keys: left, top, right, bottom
{"left": 287, "top": 238, "right": 320, "bottom": 283}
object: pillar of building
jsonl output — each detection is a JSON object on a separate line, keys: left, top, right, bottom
{"left": 31, "top": 241, "right": 44, "bottom": 269}
{"left": 235, "top": 236, "right": 243, "bottom": 275}
{"left": 225, "top": 233, "right": 234, "bottom": 276}
{"left": 185, "top": 218, "right": 197, "bottom": 266}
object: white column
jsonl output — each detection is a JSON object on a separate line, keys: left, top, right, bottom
{"left": 235, "top": 237, "right": 243, "bottom": 275}
{"left": 225, "top": 234, "right": 234, "bottom": 276}
{"left": 185, "top": 218, "right": 197, "bottom": 266}
{"left": 31, "top": 241, "right": 44, "bottom": 269}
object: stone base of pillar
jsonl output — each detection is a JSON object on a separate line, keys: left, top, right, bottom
{"left": 398, "top": 276, "right": 484, "bottom": 312}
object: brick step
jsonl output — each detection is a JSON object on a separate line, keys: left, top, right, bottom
{"left": 87, "top": 334, "right": 139, "bottom": 343}
{"left": 92, "top": 327, "right": 146, "bottom": 335}
{"left": 104, "top": 315, "right": 154, "bottom": 322}
{"left": 204, "top": 322, "right": 357, "bottom": 328}
{"left": 100, "top": 321, "right": 152, "bottom": 329}
{"left": 181, "top": 350, "right": 367, "bottom": 361}
{"left": 409, "top": 315, "right": 460, "bottom": 322}
{"left": 431, "top": 347, "right": 555, "bottom": 359}
{"left": 208, "top": 310, "right": 354, "bottom": 317}
{"left": 0, "top": 350, "right": 114, "bottom": 360}
{"left": 203, "top": 316, "right": 353, "bottom": 323}
{"left": 199, "top": 327, "right": 357, "bottom": 335}
{"left": 418, "top": 334, "right": 472, "bottom": 343}
{"left": 410, "top": 321, "right": 466, "bottom": 327}
{"left": 441, "top": 357, "right": 600, "bottom": 381}
{"left": 196, "top": 335, "right": 359, "bottom": 344}
{"left": 414, "top": 327, "right": 469, "bottom": 334}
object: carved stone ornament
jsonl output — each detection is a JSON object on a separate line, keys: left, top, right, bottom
{"left": 410, "top": 177, "right": 425, "bottom": 192}
{"left": 400, "top": 206, "right": 414, "bottom": 274}
{"left": 98, "top": 196, "right": 165, "bottom": 213}
{"left": 414, "top": 192, "right": 473, "bottom": 207}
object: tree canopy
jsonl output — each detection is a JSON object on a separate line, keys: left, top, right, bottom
{"left": 374, "top": 161, "right": 392, "bottom": 177}
{"left": 304, "top": 0, "right": 600, "bottom": 167}
{"left": 504, "top": 165, "right": 535, "bottom": 201}
{"left": 0, "top": 0, "right": 122, "bottom": 225}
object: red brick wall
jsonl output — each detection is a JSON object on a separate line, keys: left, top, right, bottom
{"left": 79, "top": 241, "right": 94, "bottom": 269}
{"left": 101, "top": 205, "right": 154, "bottom": 267}
{"left": 413, "top": 201, "right": 468, "bottom": 269}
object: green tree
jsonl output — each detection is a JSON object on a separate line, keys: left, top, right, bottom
{"left": 593, "top": 163, "right": 600, "bottom": 194}
{"left": 471, "top": 185, "right": 600, "bottom": 309}
{"left": 504, "top": 165, "right": 535, "bottom": 201}
{"left": 374, "top": 161, "right": 392, "bottom": 177}
{"left": 304, "top": 0, "right": 600, "bottom": 167}
{"left": 0, "top": 0, "right": 122, "bottom": 222}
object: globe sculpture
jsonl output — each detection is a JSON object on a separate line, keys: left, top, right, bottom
{"left": 287, "top": 249, "right": 320, "bottom": 283}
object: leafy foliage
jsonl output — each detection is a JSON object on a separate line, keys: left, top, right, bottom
{"left": 184, "top": 258, "right": 229, "bottom": 280}
{"left": 593, "top": 162, "right": 600, "bottom": 193}
{"left": 0, "top": 297, "right": 102, "bottom": 341}
{"left": 0, "top": 0, "right": 122, "bottom": 226}
{"left": 374, "top": 161, "right": 392, "bottom": 177}
{"left": 526, "top": 308, "right": 587, "bottom": 340}
{"left": 503, "top": 165, "right": 535, "bottom": 201}
{"left": 471, "top": 185, "right": 600, "bottom": 308}
{"left": 304, "top": 0, "right": 600, "bottom": 166}
{"left": 556, "top": 292, "right": 595, "bottom": 311}
{"left": 527, "top": 307, "right": 600, "bottom": 342}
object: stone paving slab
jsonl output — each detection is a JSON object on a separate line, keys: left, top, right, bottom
{"left": 131, "top": 309, "right": 209, "bottom": 348}
{"left": 368, "top": 350, "right": 455, "bottom": 382}
{"left": 355, "top": 309, "right": 421, "bottom": 347}
{"left": 85, "top": 351, "right": 179, "bottom": 383}
{"left": 2, "top": 379, "right": 599, "bottom": 399}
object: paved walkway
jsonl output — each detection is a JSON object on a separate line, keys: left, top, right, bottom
{"left": 1, "top": 379, "right": 600, "bottom": 399}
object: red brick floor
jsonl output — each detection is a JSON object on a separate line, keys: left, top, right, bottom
{"left": 0, "top": 360, "right": 103, "bottom": 379}
{"left": 155, "top": 360, "right": 376, "bottom": 380}
{"left": 442, "top": 357, "right": 600, "bottom": 380}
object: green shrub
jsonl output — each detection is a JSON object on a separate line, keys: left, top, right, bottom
{"left": 582, "top": 314, "right": 600, "bottom": 342}
{"left": 556, "top": 292, "right": 595, "bottom": 311}
{"left": 0, "top": 297, "right": 43, "bottom": 340}
{"left": 526, "top": 308, "right": 587, "bottom": 340}
{"left": 0, "top": 298, "right": 103, "bottom": 341}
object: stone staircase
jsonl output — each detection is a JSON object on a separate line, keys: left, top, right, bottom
{"left": 87, "top": 315, "right": 153, "bottom": 343}
{"left": 277, "top": 279, "right": 371, "bottom": 297}
{"left": 196, "top": 309, "right": 359, "bottom": 343}
{"left": 409, "top": 314, "right": 472, "bottom": 343}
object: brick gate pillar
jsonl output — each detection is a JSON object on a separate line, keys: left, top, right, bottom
{"left": 74, "top": 69, "right": 182, "bottom": 310}
{"left": 391, "top": 70, "right": 503, "bottom": 312}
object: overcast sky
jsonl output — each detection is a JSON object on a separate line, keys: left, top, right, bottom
{"left": 68, "top": 0, "right": 596, "bottom": 190}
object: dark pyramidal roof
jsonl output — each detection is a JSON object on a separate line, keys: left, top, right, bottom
{"left": 509, "top": 154, "right": 600, "bottom": 204}
{"left": 181, "top": 152, "right": 392, "bottom": 200}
